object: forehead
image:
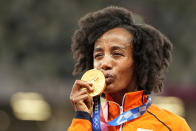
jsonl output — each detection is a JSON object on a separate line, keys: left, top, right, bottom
{"left": 94, "top": 27, "right": 133, "bottom": 48}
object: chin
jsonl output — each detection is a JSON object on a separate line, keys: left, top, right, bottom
{"left": 104, "top": 86, "right": 118, "bottom": 94}
{"left": 104, "top": 86, "right": 112, "bottom": 93}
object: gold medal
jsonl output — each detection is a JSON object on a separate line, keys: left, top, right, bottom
{"left": 81, "top": 69, "right": 106, "bottom": 97}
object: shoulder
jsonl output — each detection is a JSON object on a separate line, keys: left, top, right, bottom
{"left": 148, "top": 104, "right": 191, "bottom": 130}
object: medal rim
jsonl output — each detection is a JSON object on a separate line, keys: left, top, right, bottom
{"left": 81, "top": 69, "right": 106, "bottom": 97}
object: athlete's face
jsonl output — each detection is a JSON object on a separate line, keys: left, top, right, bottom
{"left": 93, "top": 27, "right": 135, "bottom": 93}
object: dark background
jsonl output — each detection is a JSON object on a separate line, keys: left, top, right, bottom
{"left": 0, "top": 0, "right": 196, "bottom": 130}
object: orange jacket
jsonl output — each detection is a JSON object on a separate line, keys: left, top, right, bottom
{"left": 68, "top": 91, "right": 191, "bottom": 131}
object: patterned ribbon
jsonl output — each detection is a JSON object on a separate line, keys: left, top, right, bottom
{"left": 92, "top": 95, "right": 152, "bottom": 131}
{"left": 92, "top": 96, "right": 101, "bottom": 131}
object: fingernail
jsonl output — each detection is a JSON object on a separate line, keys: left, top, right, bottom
{"left": 89, "top": 83, "right": 93, "bottom": 86}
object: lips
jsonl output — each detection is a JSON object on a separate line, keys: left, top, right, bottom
{"left": 104, "top": 73, "right": 114, "bottom": 85}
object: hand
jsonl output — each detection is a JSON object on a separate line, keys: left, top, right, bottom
{"left": 70, "top": 80, "right": 94, "bottom": 115}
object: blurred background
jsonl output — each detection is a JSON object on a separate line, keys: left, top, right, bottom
{"left": 0, "top": 0, "right": 196, "bottom": 130}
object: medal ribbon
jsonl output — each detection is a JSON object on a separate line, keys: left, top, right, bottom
{"left": 92, "top": 95, "right": 152, "bottom": 130}
{"left": 92, "top": 96, "right": 101, "bottom": 131}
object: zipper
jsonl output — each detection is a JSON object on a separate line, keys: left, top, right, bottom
{"left": 119, "top": 106, "right": 123, "bottom": 131}
{"left": 119, "top": 95, "right": 126, "bottom": 131}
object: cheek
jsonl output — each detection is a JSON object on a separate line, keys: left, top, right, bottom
{"left": 93, "top": 60, "right": 98, "bottom": 69}
{"left": 117, "top": 64, "right": 133, "bottom": 82}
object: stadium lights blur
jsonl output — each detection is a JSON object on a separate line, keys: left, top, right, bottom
{"left": 152, "top": 96, "right": 185, "bottom": 117}
{"left": 10, "top": 92, "right": 51, "bottom": 121}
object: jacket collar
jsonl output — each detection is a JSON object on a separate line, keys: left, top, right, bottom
{"left": 105, "top": 90, "right": 148, "bottom": 112}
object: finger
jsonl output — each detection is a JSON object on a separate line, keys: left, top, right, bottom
{"left": 79, "top": 88, "right": 89, "bottom": 95}
{"left": 70, "top": 89, "right": 89, "bottom": 103}
{"left": 79, "top": 80, "right": 94, "bottom": 91}
{"left": 72, "top": 88, "right": 89, "bottom": 97}
{"left": 73, "top": 80, "right": 94, "bottom": 92}
{"left": 85, "top": 96, "right": 93, "bottom": 109}
{"left": 71, "top": 94, "right": 89, "bottom": 103}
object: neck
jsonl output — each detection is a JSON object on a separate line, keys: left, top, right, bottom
{"left": 108, "top": 81, "right": 136, "bottom": 106}
{"left": 109, "top": 89, "right": 127, "bottom": 106}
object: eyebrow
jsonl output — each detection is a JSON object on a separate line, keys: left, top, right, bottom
{"left": 111, "top": 45, "right": 126, "bottom": 51}
{"left": 94, "top": 47, "right": 103, "bottom": 52}
{"left": 94, "top": 45, "right": 126, "bottom": 52}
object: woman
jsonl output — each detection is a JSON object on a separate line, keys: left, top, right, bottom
{"left": 68, "top": 6, "right": 191, "bottom": 131}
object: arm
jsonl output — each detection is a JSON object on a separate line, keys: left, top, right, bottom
{"left": 68, "top": 80, "right": 94, "bottom": 131}
{"left": 68, "top": 111, "right": 92, "bottom": 131}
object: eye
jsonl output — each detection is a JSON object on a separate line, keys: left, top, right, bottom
{"left": 112, "top": 52, "right": 124, "bottom": 56}
{"left": 94, "top": 53, "right": 103, "bottom": 59}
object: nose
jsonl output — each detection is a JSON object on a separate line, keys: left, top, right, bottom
{"left": 100, "top": 56, "right": 112, "bottom": 71}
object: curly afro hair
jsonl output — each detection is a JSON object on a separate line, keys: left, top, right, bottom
{"left": 71, "top": 6, "right": 173, "bottom": 93}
